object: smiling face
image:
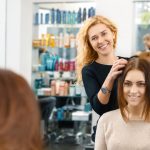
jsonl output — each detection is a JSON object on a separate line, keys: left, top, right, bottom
{"left": 123, "top": 69, "right": 146, "bottom": 108}
{"left": 88, "top": 23, "right": 115, "bottom": 56}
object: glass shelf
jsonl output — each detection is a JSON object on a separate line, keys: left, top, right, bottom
{"left": 34, "top": 24, "right": 83, "bottom": 28}
{"left": 32, "top": 0, "right": 95, "bottom": 98}
{"left": 38, "top": 95, "right": 87, "bottom": 98}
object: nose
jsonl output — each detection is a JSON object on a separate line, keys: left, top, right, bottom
{"left": 97, "top": 36, "right": 104, "bottom": 44}
{"left": 130, "top": 84, "right": 138, "bottom": 94}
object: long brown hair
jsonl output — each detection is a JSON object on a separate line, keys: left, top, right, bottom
{"left": 118, "top": 58, "right": 150, "bottom": 122}
{"left": 76, "top": 15, "right": 118, "bottom": 83}
{"left": 0, "top": 69, "right": 42, "bottom": 150}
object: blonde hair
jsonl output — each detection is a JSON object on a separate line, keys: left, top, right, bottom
{"left": 143, "top": 33, "right": 150, "bottom": 42}
{"left": 76, "top": 15, "right": 118, "bottom": 83}
{"left": 143, "top": 33, "right": 150, "bottom": 50}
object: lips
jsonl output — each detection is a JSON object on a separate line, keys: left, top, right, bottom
{"left": 128, "top": 95, "right": 140, "bottom": 101}
{"left": 98, "top": 42, "right": 109, "bottom": 50}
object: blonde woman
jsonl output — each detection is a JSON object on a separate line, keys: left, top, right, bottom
{"left": 76, "top": 15, "right": 128, "bottom": 141}
{"left": 143, "top": 33, "right": 150, "bottom": 51}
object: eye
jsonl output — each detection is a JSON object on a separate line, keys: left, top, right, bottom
{"left": 136, "top": 82, "right": 146, "bottom": 87}
{"left": 91, "top": 36, "right": 97, "bottom": 41}
{"left": 101, "top": 32, "right": 107, "bottom": 36}
{"left": 123, "top": 82, "right": 132, "bottom": 87}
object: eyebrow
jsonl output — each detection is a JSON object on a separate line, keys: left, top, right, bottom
{"left": 124, "top": 80, "right": 145, "bottom": 83}
{"left": 90, "top": 30, "right": 107, "bottom": 39}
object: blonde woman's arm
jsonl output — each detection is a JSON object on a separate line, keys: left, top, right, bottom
{"left": 97, "top": 58, "right": 127, "bottom": 104}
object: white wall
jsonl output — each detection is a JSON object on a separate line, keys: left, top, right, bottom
{"left": 6, "top": 0, "right": 21, "bottom": 72}
{"left": 96, "top": 0, "right": 134, "bottom": 57}
{"left": 0, "top": 0, "right": 6, "bottom": 68}
{"left": 6, "top": 0, "right": 32, "bottom": 84}
{"left": 20, "top": 0, "right": 33, "bottom": 84}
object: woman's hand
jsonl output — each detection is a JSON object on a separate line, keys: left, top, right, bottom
{"left": 107, "top": 58, "right": 128, "bottom": 81}
{"left": 97, "top": 58, "right": 128, "bottom": 104}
